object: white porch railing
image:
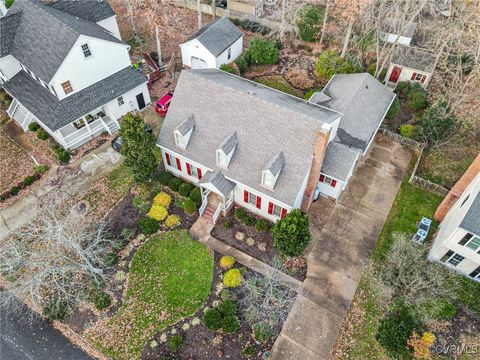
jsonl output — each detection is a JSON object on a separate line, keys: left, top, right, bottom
{"left": 6, "top": 99, "right": 18, "bottom": 117}
{"left": 212, "top": 203, "right": 222, "bottom": 224}
{"left": 199, "top": 189, "right": 211, "bottom": 216}
{"left": 61, "top": 118, "right": 105, "bottom": 149}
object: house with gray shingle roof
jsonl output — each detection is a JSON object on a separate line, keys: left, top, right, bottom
{"left": 0, "top": 0, "right": 150, "bottom": 150}
{"left": 157, "top": 69, "right": 393, "bottom": 223}
{"left": 429, "top": 169, "right": 480, "bottom": 281}
{"left": 180, "top": 17, "right": 244, "bottom": 69}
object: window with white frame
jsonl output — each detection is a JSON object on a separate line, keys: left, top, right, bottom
{"left": 445, "top": 252, "right": 465, "bottom": 267}
{"left": 248, "top": 192, "right": 257, "bottom": 206}
{"left": 272, "top": 203, "right": 282, "bottom": 217}
{"left": 117, "top": 96, "right": 124, "bottom": 106}
{"left": 61, "top": 80, "right": 73, "bottom": 95}
{"left": 81, "top": 43, "right": 92, "bottom": 58}
{"left": 190, "top": 165, "right": 198, "bottom": 177}
{"left": 465, "top": 236, "right": 480, "bottom": 251}
{"left": 319, "top": 174, "right": 337, "bottom": 188}
{"left": 469, "top": 266, "right": 480, "bottom": 281}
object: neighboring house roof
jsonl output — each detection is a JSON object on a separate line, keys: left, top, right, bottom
{"left": 185, "top": 17, "right": 243, "bottom": 57}
{"left": 391, "top": 45, "right": 437, "bottom": 73}
{"left": 3, "top": 67, "right": 146, "bottom": 131}
{"left": 0, "top": 10, "right": 21, "bottom": 57}
{"left": 3, "top": 0, "right": 125, "bottom": 82}
{"left": 46, "top": 0, "right": 115, "bottom": 22}
{"left": 460, "top": 192, "right": 480, "bottom": 235}
{"left": 198, "top": 170, "right": 236, "bottom": 197}
{"left": 321, "top": 142, "right": 359, "bottom": 181}
{"left": 157, "top": 69, "right": 341, "bottom": 206}
{"left": 382, "top": 18, "right": 416, "bottom": 38}
{"left": 311, "top": 73, "right": 395, "bottom": 153}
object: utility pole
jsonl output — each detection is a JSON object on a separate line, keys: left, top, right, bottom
{"left": 156, "top": 25, "right": 163, "bottom": 67}
{"left": 197, "top": 0, "right": 202, "bottom": 30}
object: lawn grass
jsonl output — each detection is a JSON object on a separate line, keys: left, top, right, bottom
{"left": 255, "top": 75, "right": 304, "bottom": 97}
{"left": 90, "top": 230, "right": 213, "bottom": 359}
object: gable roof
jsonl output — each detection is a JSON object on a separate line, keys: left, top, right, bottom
{"left": 157, "top": 69, "right": 340, "bottom": 206}
{"left": 185, "top": 17, "right": 243, "bottom": 57}
{"left": 219, "top": 131, "right": 238, "bottom": 154}
{"left": 311, "top": 73, "right": 395, "bottom": 153}
{"left": 265, "top": 152, "right": 285, "bottom": 177}
{"left": 0, "top": 10, "right": 22, "bottom": 57}
{"left": 3, "top": 66, "right": 146, "bottom": 131}
{"left": 391, "top": 45, "right": 437, "bottom": 73}
{"left": 176, "top": 114, "right": 196, "bottom": 135}
{"left": 46, "top": 0, "right": 115, "bottom": 22}
{"left": 321, "top": 142, "right": 359, "bottom": 181}
{"left": 460, "top": 192, "right": 480, "bottom": 235}
{"left": 3, "top": 0, "right": 125, "bottom": 82}
{"left": 198, "top": 170, "right": 236, "bottom": 197}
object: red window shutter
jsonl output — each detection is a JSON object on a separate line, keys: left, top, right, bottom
{"left": 176, "top": 158, "right": 182, "bottom": 171}
{"left": 281, "top": 208, "right": 287, "bottom": 219}
{"left": 320, "top": 174, "right": 325, "bottom": 182}
{"left": 331, "top": 180, "right": 337, "bottom": 188}
{"left": 186, "top": 163, "right": 191, "bottom": 176}
{"left": 197, "top": 168, "right": 202, "bottom": 180}
{"left": 410, "top": 72, "right": 416, "bottom": 80}
{"left": 421, "top": 75, "right": 427, "bottom": 84}
{"left": 165, "top": 153, "right": 171, "bottom": 166}
{"left": 244, "top": 190, "right": 248, "bottom": 203}
{"left": 256, "top": 196, "right": 262, "bottom": 209}
{"left": 268, "top": 202, "right": 273, "bottom": 215}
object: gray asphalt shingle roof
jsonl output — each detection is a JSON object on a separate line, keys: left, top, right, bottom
{"left": 219, "top": 132, "right": 238, "bottom": 154}
{"left": 198, "top": 170, "right": 236, "bottom": 197}
{"left": 0, "top": 10, "right": 22, "bottom": 57}
{"left": 186, "top": 17, "right": 243, "bottom": 57}
{"left": 176, "top": 115, "right": 196, "bottom": 135}
{"left": 266, "top": 152, "right": 285, "bottom": 177}
{"left": 321, "top": 142, "right": 358, "bottom": 181}
{"left": 157, "top": 69, "right": 341, "bottom": 206}
{"left": 3, "top": 67, "right": 147, "bottom": 131}
{"left": 460, "top": 193, "right": 480, "bottom": 235}
{"left": 391, "top": 45, "right": 437, "bottom": 73}
{"left": 312, "top": 73, "right": 395, "bottom": 153}
{"left": 46, "top": 0, "right": 115, "bottom": 22}
{"left": 5, "top": 0, "right": 125, "bottom": 82}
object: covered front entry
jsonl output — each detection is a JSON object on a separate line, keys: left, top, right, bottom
{"left": 388, "top": 66, "right": 402, "bottom": 83}
{"left": 198, "top": 170, "right": 235, "bottom": 224}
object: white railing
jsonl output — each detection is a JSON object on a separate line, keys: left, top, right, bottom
{"left": 212, "top": 203, "right": 222, "bottom": 225}
{"left": 62, "top": 119, "right": 104, "bottom": 148}
{"left": 225, "top": 196, "right": 233, "bottom": 210}
{"left": 7, "top": 99, "right": 18, "bottom": 117}
{"left": 199, "top": 197, "right": 208, "bottom": 216}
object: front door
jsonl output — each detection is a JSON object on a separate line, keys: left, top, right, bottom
{"left": 389, "top": 66, "right": 402, "bottom": 83}
{"left": 136, "top": 93, "right": 146, "bottom": 110}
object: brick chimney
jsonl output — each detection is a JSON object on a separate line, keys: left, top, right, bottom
{"left": 434, "top": 154, "right": 480, "bottom": 221}
{"left": 300, "top": 124, "right": 331, "bottom": 213}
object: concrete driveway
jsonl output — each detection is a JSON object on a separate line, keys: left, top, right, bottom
{"left": 271, "top": 137, "right": 412, "bottom": 360}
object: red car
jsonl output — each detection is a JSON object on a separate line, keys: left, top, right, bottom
{"left": 155, "top": 91, "right": 173, "bottom": 116}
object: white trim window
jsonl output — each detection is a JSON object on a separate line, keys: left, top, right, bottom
{"left": 61, "top": 80, "right": 73, "bottom": 95}
{"left": 319, "top": 174, "right": 337, "bottom": 188}
{"left": 469, "top": 266, "right": 480, "bottom": 282}
{"left": 465, "top": 236, "right": 480, "bottom": 251}
{"left": 117, "top": 96, "right": 124, "bottom": 106}
{"left": 248, "top": 192, "right": 257, "bottom": 206}
{"left": 441, "top": 250, "right": 465, "bottom": 267}
{"left": 271, "top": 203, "right": 282, "bottom": 217}
{"left": 81, "top": 43, "right": 92, "bottom": 58}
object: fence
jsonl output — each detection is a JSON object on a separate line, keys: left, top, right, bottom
{"left": 378, "top": 128, "right": 450, "bottom": 196}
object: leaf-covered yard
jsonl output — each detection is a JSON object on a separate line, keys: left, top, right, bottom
{"left": 88, "top": 230, "right": 213, "bottom": 359}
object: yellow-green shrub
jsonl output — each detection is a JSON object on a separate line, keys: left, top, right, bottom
{"left": 153, "top": 192, "right": 171, "bottom": 207}
{"left": 223, "top": 268, "right": 242, "bottom": 288}
{"left": 220, "top": 256, "right": 235, "bottom": 269}
{"left": 148, "top": 205, "right": 168, "bottom": 221}
{"left": 165, "top": 214, "right": 181, "bottom": 228}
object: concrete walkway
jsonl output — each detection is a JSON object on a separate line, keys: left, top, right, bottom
{"left": 270, "top": 138, "right": 412, "bottom": 360}
{"left": 190, "top": 217, "right": 303, "bottom": 293}
{"left": 0, "top": 144, "right": 122, "bottom": 241}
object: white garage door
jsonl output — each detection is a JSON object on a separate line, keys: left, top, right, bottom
{"left": 191, "top": 56, "right": 208, "bottom": 69}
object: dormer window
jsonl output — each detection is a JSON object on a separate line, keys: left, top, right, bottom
{"left": 262, "top": 152, "right": 285, "bottom": 189}
{"left": 216, "top": 132, "right": 238, "bottom": 169}
{"left": 81, "top": 43, "right": 92, "bottom": 58}
{"left": 174, "top": 114, "right": 195, "bottom": 149}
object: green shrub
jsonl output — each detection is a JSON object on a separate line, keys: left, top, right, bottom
{"left": 248, "top": 38, "right": 279, "bottom": 65}
{"left": 420, "top": 99, "right": 456, "bottom": 143}
{"left": 253, "top": 322, "right": 272, "bottom": 343}
{"left": 37, "top": 128, "right": 49, "bottom": 140}
{"left": 297, "top": 4, "right": 325, "bottom": 42}
{"left": 223, "top": 268, "right": 243, "bottom": 288}
{"left": 138, "top": 217, "right": 159, "bottom": 234}
{"left": 28, "top": 121, "right": 40, "bottom": 131}
{"left": 218, "top": 300, "right": 237, "bottom": 316}
{"left": 220, "top": 63, "right": 236, "bottom": 74}
{"left": 35, "top": 165, "right": 48, "bottom": 174}
{"left": 304, "top": 87, "right": 324, "bottom": 100}
{"left": 43, "top": 299, "right": 68, "bottom": 321}
{"left": 395, "top": 81, "right": 412, "bottom": 98}
{"left": 93, "top": 291, "right": 111, "bottom": 310}
{"left": 168, "top": 334, "right": 183, "bottom": 352}
{"left": 222, "top": 315, "right": 240, "bottom": 333}
{"left": 57, "top": 150, "right": 71, "bottom": 164}
{"left": 174, "top": 198, "right": 184, "bottom": 209}
{"left": 5, "top": 0, "right": 14, "bottom": 9}
{"left": 421, "top": 299, "right": 457, "bottom": 320}
{"left": 255, "top": 219, "right": 270, "bottom": 233}
{"left": 315, "top": 50, "right": 360, "bottom": 79}
{"left": 240, "top": 19, "right": 270, "bottom": 35}
{"left": 272, "top": 209, "right": 311, "bottom": 257}
{"left": 168, "top": 177, "right": 183, "bottom": 192}
{"left": 407, "top": 89, "right": 428, "bottom": 112}
{"left": 223, "top": 220, "right": 233, "bottom": 229}
{"left": 183, "top": 198, "right": 197, "bottom": 215}
{"left": 189, "top": 187, "right": 202, "bottom": 205}
{"left": 220, "top": 289, "right": 236, "bottom": 301}
{"left": 153, "top": 192, "right": 171, "bottom": 207}
{"left": 220, "top": 255, "right": 235, "bottom": 269}
{"left": 203, "top": 308, "right": 222, "bottom": 331}
{"left": 243, "top": 345, "right": 256, "bottom": 357}
{"left": 230, "top": 17, "right": 241, "bottom": 26}
{"left": 158, "top": 172, "right": 173, "bottom": 186}
{"left": 121, "top": 228, "right": 135, "bottom": 240}
{"left": 376, "top": 302, "right": 422, "bottom": 359}
{"left": 179, "top": 182, "right": 194, "bottom": 197}
{"left": 165, "top": 214, "right": 181, "bottom": 228}
{"left": 105, "top": 251, "right": 119, "bottom": 267}
{"left": 236, "top": 52, "right": 251, "bottom": 74}
{"left": 9, "top": 186, "right": 19, "bottom": 196}
{"left": 399, "top": 124, "right": 423, "bottom": 141}
{"left": 244, "top": 215, "right": 256, "bottom": 226}
{"left": 234, "top": 207, "right": 247, "bottom": 221}
{"left": 386, "top": 97, "right": 400, "bottom": 119}
{"left": 23, "top": 176, "right": 35, "bottom": 186}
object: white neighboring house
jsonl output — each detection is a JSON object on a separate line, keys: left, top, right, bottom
{"left": 0, "top": 0, "right": 150, "bottom": 150}
{"left": 429, "top": 155, "right": 480, "bottom": 280}
{"left": 381, "top": 18, "right": 416, "bottom": 46}
{"left": 0, "top": 0, "right": 7, "bottom": 17}
{"left": 385, "top": 45, "right": 437, "bottom": 89}
{"left": 156, "top": 70, "right": 394, "bottom": 224}
{"left": 180, "top": 17, "right": 244, "bottom": 69}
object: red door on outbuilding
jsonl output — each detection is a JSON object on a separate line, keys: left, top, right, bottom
{"left": 389, "top": 66, "right": 402, "bottom": 83}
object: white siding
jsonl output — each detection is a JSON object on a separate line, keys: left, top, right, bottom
{"left": 96, "top": 16, "right": 121, "bottom": 39}
{"left": 293, "top": 169, "right": 310, "bottom": 209}
{"left": 180, "top": 39, "right": 219, "bottom": 69}
{"left": 317, "top": 175, "right": 345, "bottom": 200}
{"left": 385, "top": 63, "right": 432, "bottom": 88}
{"left": 103, "top": 82, "right": 150, "bottom": 119}
{"left": 0, "top": 55, "right": 21, "bottom": 80}
{"left": 50, "top": 35, "right": 131, "bottom": 99}
{"left": 215, "top": 36, "right": 244, "bottom": 68}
